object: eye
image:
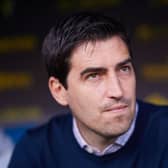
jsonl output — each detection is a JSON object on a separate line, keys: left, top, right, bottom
{"left": 86, "top": 73, "right": 100, "bottom": 80}
{"left": 81, "top": 68, "right": 106, "bottom": 82}
{"left": 120, "top": 65, "right": 132, "bottom": 74}
{"left": 121, "top": 66, "right": 130, "bottom": 71}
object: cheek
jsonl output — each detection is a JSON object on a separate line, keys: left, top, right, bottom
{"left": 67, "top": 88, "right": 101, "bottom": 120}
{"left": 122, "top": 76, "right": 136, "bottom": 93}
{"left": 67, "top": 87, "right": 92, "bottom": 111}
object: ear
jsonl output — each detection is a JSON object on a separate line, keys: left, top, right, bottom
{"left": 48, "top": 76, "right": 68, "bottom": 106}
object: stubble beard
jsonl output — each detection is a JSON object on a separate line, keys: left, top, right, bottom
{"left": 95, "top": 98, "right": 135, "bottom": 141}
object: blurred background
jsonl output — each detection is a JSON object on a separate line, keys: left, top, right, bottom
{"left": 0, "top": 0, "right": 168, "bottom": 127}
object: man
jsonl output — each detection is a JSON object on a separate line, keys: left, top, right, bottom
{"left": 9, "top": 12, "right": 168, "bottom": 168}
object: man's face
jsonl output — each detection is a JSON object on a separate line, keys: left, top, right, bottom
{"left": 65, "top": 36, "right": 136, "bottom": 146}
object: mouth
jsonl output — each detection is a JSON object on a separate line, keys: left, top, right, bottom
{"left": 103, "top": 104, "right": 128, "bottom": 113}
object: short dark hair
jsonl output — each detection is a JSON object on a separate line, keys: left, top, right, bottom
{"left": 42, "top": 12, "right": 131, "bottom": 88}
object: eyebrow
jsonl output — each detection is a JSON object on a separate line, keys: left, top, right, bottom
{"left": 116, "top": 58, "right": 133, "bottom": 68}
{"left": 80, "top": 67, "right": 106, "bottom": 77}
{"left": 80, "top": 57, "right": 133, "bottom": 77}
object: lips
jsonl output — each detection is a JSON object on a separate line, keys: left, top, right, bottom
{"left": 103, "top": 104, "right": 128, "bottom": 113}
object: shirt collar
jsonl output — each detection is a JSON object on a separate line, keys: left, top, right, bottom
{"left": 73, "top": 102, "right": 139, "bottom": 156}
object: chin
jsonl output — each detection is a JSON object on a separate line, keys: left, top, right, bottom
{"left": 104, "top": 120, "right": 133, "bottom": 139}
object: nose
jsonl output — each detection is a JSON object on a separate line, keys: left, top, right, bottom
{"left": 106, "top": 75, "right": 123, "bottom": 100}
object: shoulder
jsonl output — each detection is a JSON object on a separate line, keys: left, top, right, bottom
{"left": 9, "top": 113, "right": 73, "bottom": 167}
{"left": 25, "top": 113, "right": 72, "bottom": 140}
{"left": 13, "top": 113, "right": 72, "bottom": 151}
{"left": 138, "top": 100, "right": 168, "bottom": 136}
{"left": 138, "top": 100, "right": 168, "bottom": 117}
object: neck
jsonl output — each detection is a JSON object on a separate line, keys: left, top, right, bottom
{"left": 76, "top": 120, "right": 117, "bottom": 152}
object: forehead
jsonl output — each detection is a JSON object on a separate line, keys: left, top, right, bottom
{"left": 70, "top": 36, "right": 130, "bottom": 68}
